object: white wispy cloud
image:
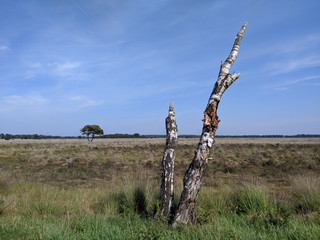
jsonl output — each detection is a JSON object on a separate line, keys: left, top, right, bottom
{"left": 167, "top": 1, "right": 225, "bottom": 28}
{"left": 0, "top": 45, "right": 9, "bottom": 51}
{"left": 69, "top": 96, "right": 84, "bottom": 101}
{"left": 277, "top": 34, "right": 320, "bottom": 54}
{"left": 265, "top": 55, "right": 320, "bottom": 75}
{"left": 69, "top": 95, "right": 104, "bottom": 109}
{"left": 265, "top": 75, "right": 320, "bottom": 91}
{"left": 55, "top": 61, "right": 81, "bottom": 71}
{"left": 30, "top": 62, "right": 43, "bottom": 68}
{"left": 25, "top": 61, "right": 84, "bottom": 80}
{"left": 79, "top": 99, "right": 104, "bottom": 108}
{"left": 242, "top": 34, "right": 320, "bottom": 61}
{"left": 2, "top": 94, "right": 49, "bottom": 107}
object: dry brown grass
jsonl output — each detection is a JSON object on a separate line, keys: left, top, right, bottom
{"left": 0, "top": 138, "right": 319, "bottom": 193}
{"left": 1, "top": 137, "right": 319, "bottom": 145}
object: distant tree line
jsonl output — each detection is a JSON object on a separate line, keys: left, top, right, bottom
{"left": 1, "top": 133, "right": 319, "bottom": 140}
{"left": 0, "top": 133, "right": 160, "bottom": 140}
{"left": 0, "top": 133, "right": 77, "bottom": 140}
{"left": 215, "top": 134, "right": 320, "bottom": 138}
{"left": 100, "top": 133, "right": 166, "bottom": 138}
{"left": 100, "top": 133, "right": 141, "bottom": 138}
{"left": 173, "top": 134, "right": 320, "bottom": 138}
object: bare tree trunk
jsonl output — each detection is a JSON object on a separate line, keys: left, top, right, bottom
{"left": 172, "top": 23, "right": 247, "bottom": 226}
{"left": 159, "top": 100, "right": 178, "bottom": 217}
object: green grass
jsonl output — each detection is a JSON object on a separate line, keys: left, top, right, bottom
{"left": 0, "top": 139, "right": 319, "bottom": 239}
{"left": 230, "top": 184, "right": 269, "bottom": 214}
{"left": 1, "top": 214, "right": 320, "bottom": 240}
{"left": 0, "top": 179, "right": 319, "bottom": 239}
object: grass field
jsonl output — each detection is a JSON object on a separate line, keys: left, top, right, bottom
{"left": 0, "top": 138, "right": 319, "bottom": 239}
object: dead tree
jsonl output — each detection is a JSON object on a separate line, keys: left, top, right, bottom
{"left": 172, "top": 22, "right": 247, "bottom": 226}
{"left": 159, "top": 100, "right": 178, "bottom": 217}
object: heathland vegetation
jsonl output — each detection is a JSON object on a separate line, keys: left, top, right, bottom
{"left": 1, "top": 133, "right": 319, "bottom": 140}
{"left": 0, "top": 138, "right": 319, "bottom": 239}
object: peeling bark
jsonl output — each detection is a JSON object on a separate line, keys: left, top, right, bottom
{"left": 159, "top": 100, "right": 178, "bottom": 217}
{"left": 172, "top": 22, "right": 247, "bottom": 226}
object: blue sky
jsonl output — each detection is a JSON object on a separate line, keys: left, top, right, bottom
{"left": 0, "top": 0, "right": 319, "bottom": 136}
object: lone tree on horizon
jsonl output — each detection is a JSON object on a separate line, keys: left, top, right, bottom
{"left": 80, "top": 125, "right": 104, "bottom": 141}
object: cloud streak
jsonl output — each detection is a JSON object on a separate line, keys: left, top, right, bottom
{"left": 256, "top": 35, "right": 319, "bottom": 57}
{"left": 25, "top": 61, "right": 88, "bottom": 82}
{"left": 55, "top": 61, "right": 81, "bottom": 72}
{"left": 0, "top": 94, "right": 50, "bottom": 112}
{"left": 69, "top": 95, "right": 104, "bottom": 109}
{"left": 266, "top": 55, "right": 320, "bottom": 75}
{"left": 4, "top": 95, "right": 49, "bottom": 105}
{"left": 265, "top": 75, "right": 320, "bottom": 91}
{"left": 0, "top": 45, "right": 9, "bottom": 51}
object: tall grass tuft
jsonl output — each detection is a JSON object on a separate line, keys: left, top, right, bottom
{"left": 115, "top": 176, "right": 159, "bottom": 217}
{"left": 0, "top": 170, "right": 15, "bottom": 195}
{"left": 290, "top": 175, "right": 320, "bottom": 213}
{"left": 229, "top": 183, "right": 292, "bottom": 228}
{"left": 0, "top": 170, "right": 15, "bottom": 215}
{"left": 133, "top": 186, "right": 147, "bottom": 215}
{"left": 230, "top": 184, "right": 268, "bottom": 215}
{"left": 196, "top": 187, "right": 229, "bottom": 224}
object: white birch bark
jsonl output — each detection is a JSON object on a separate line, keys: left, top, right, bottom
{"left": 172, "top": 23, "right": 247, "bottom": 226}
{"left": 159, "top": 100, "right": 178, "bottom": 217}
